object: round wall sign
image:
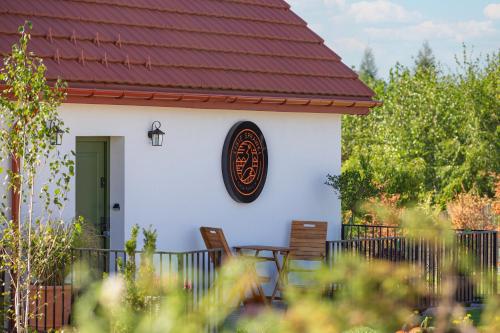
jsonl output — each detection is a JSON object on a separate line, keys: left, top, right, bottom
{"left": 222, "top": 121, "right": 268, "bottom": 203}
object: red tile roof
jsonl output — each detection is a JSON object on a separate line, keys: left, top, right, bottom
{"left": 0, "top": 0, "right": 380, "bottom": 114}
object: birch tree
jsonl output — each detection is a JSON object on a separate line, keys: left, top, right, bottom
{"left": 0, "top": 23, "right": 78, "bottom": 332}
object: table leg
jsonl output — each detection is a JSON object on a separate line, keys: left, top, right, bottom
{"left": 271, "top": 251, "right": 288, "bottom": 301}
{"left": 236, "top": 249, "right": 268, "bottom": 305}
{"left": 252, "top": 250, "right": 268, "bottom": 305}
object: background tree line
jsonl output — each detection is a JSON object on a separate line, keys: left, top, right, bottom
{"left": 328, "top": 43, "right": 499, "bottom": 227}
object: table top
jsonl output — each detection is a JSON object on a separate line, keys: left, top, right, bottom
{"left": 233, "top": 245, "right": 290, "bottom": 253}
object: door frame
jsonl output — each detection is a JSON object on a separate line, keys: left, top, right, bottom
{"left": 75, "top": 136, "right": 111, "bottom": 248}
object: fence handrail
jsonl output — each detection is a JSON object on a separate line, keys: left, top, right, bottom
{"left": 456, "top": 230, "right": 498, "bottom": 235}
{"left": 327, "top": 236, "right": 405, "bottom": 244}
{"left": 341, "top": 223, "right": 498, "bottom": 240}
{"left": 342, "top": 223, "right": 496, "bottom": 232}
{"left": 342, "top": 224, "right": 402, "bottom": 228}
{"left": 72, "top": 247, "right": 223, "bottom": 255}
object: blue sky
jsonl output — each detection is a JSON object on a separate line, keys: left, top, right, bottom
{"left": 288, "top": 0, "right": 500, "bottom": 77}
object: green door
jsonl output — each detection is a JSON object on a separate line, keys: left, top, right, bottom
{"left": 76, "top": 138, "right": 109, "bottom": 249}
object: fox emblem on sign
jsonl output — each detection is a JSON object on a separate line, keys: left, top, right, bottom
{"left": 222, "top": 121, "right": 268, "bottom": 203}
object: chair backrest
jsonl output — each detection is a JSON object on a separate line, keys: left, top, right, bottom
{"left": 200, "top": 226, "right": 232, "bottom": 258}
{"left": 289, "top": 221, "right": 328, "bottom": 260}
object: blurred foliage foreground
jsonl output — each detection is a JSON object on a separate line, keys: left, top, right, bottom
{"left": 65, "top": 211, "right": 499, "bottom": 333}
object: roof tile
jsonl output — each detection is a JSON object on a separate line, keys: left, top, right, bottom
{"left": 0, "top": 0, "right": 375, "bottom": 101}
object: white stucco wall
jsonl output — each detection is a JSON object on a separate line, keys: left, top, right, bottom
{"left": 53, "top": 103, "right": 342, "bottom": 251}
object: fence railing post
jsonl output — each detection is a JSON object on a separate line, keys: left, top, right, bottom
{"left": 177, "top": 253, "right": 185, "bottom": 289}
{"left": 493, "top": 232, "right": 498, "bottom": 295}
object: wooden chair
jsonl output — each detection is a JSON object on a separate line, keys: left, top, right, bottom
{"left": 200, "top": 227, "right": 232, "bottom": 264}
{"left": 284, "top": 221, "right": 328, "bottom": 291}
{"left": 199, "top": 226, "right": 267, "bottom": 304}
{"left": 289, "top": 221, "right": 328, "bottom": 261}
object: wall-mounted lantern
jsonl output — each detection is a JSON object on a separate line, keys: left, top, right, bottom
{"left": 147, "top": 121, "right": 165, "bottom": 147}
{"left": 49, "top": 120, "right": 64, "bottom": 146}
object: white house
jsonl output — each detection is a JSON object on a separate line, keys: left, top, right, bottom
{"left": 0, "top": 0, "right": 379, "bottom": 251}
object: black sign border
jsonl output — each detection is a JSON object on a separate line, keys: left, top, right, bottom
{"left": 222, "top": 121, "right": 268, "bottom": 203}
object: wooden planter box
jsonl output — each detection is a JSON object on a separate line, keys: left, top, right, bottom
{"left": 29, "top": 285, "right": 72, "bottom": 330}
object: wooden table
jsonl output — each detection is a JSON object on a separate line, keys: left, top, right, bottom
{"left": 234, "top": 245, "right": 290, "bottom": 302}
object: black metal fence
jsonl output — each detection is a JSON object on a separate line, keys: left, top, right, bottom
{"left": 2, "top": 248, "right": 223, "bottom": 332}
{"left": 326, "top": 230, "right": 498, "bottom": 307}
{"left": 2, "top": 229, "right": 497, "bottom": 331}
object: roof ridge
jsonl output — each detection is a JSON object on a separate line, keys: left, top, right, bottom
{"left": 9, "top": 52, "right": 353, "bottom": 79}
{"left": 4, "top": 10, "right": 321, "bottom": 44}
{"left": 206, "top": 0, "right": 289, "bottom": 10}
{"left": 61, "top": 0, "right": 303, "bottom": 27}
{"left": 1, "top": 30, "right": 339, "bottom": 62}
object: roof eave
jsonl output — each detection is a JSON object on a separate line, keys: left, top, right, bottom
{"left": 0, "top": 85, "right": 382, "bottom": 114}
{"left": 63, "top": 87, "right": 382, "bottom": 115}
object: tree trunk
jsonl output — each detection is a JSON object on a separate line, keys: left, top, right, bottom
{"left": 11, "top": 155, "right": 21, "bottom": 333}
